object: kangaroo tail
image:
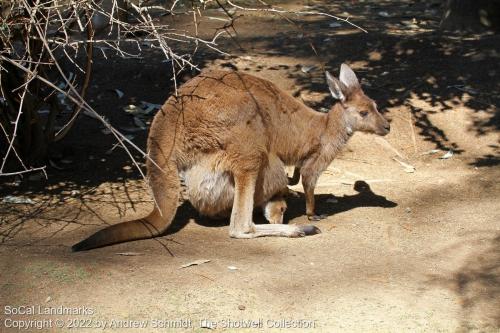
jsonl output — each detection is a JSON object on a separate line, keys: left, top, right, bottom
{"left": 72, "top": 157, "right": 180, "bottom": 251}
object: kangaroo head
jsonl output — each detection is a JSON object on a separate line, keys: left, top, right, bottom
{"left": 325, "top": 64, "right": 390, "bottom": 136}
{"left": 263, "top": 197, "right": 287, "bottom": 224}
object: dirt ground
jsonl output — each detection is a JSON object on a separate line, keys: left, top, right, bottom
{"left": 1, "top": 1, "right": 499, "bottom": 332}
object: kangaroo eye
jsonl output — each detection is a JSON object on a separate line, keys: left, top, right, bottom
{"left": 360, "top": 110, "right": 369, "bottom": 117}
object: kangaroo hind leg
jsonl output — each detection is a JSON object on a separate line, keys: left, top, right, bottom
{"left": 230, "top": 168, "right": 321, "bottom": 239}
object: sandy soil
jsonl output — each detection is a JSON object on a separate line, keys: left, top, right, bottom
{"left": 1, "top": 1, "right": 499, "bottom": 332}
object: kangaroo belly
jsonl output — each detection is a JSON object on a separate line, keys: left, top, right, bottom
{"left": 182, "top": 154, "right": 289, "bottom": 218}
{"left": 183, "top": 166, "right": 235, "bottom": 217}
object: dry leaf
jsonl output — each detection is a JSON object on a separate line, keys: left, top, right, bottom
{"left": 180, "top": 259, "right": 211, "bottom": 269}
{"left": 421, "top": 149, "right": 440, "bottom": 155}
{"left": 2, "top": 196, "right": 35, "bottom": 204}
{"left": 392, "top": 157, "right": 416, "bottom": 173}
{"left": 133, "top": 117, "right": 146, "bottom": 129}
{"left": 140, "top": 101, "right": 162, "bottom": 114}
{"left": 114, "top": 89, "right": 124, "bottom": 99}
{"left": 404, "top": 165, "right": 415, "bottom": 173}
{"left": 124, "top": 134, "right": 135, "bottom": 141}
{"left": 49, "top": 159, "right": 66, "bottom": 170}
{"left": 116, "top": 252, "right": 142, "bottom": 256}
{"left": 123, "top": 104, "right": 140, "bottom": 114}
{"left": 439, "top": 150, "right": 453, "bottom": 159}
{"left": 301, "top": 65, "right": 315, "bottom": 73}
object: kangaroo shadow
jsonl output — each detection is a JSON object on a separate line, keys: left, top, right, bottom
{"left": 175, "top": 180, "right": 397, "bottom": 231}
{"left": 285, "top": 180, "right": 397, "bottom": 221}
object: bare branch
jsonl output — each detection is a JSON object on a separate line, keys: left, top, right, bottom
{"left": 226, "top": 0, "right": 368, "bottom": 33}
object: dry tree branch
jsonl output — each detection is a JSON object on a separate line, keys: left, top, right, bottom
{"left": 1, "top": 0, "right": 365, "bottom": 182}
{"left": 226, "top": 0, "right": 368, "bottom": 33}
{"left": 53, "top": 8, "right": 94, "bottom": 142}
{"left": 0, "top": 166, "right": 47, "bottom": 177}
{"left": 1, "top": 52, "right": 166, "bottom": 211}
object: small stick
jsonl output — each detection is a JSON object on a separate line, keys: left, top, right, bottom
{"left": 375, "top": 137, "right": 407, "bottom": 160}
{"left": 408, "top": 112, "right": 418, "bottom": 155}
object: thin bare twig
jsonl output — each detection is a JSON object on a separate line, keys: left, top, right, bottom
{"left": 226, "top": 0, "right": 367, "bottom": 33}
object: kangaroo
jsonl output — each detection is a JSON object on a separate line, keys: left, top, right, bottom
{"left": 72, "top": 63, "right": 389, "bottom": 251}
{"left": 182, "top": 153, "right": 288, "bottom": 224}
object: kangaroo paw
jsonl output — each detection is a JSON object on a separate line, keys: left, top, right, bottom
{"left": 297, "top": 224, "right": 322, "bottom": 235}
{"left": 307, "top": 214, "right": 328, "bottom": 222}
{"left": 229, "top": 222, "right": 321, "bottom": 238}
{"left": 229, "top": 231, "right": 256, "bottom": 239}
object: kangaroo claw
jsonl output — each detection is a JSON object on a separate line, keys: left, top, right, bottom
{"left": 298, "top": 224, "right": 322, "bottom": 235}
{"left": 307, "top": 214, "right": 328, "bottom": 222}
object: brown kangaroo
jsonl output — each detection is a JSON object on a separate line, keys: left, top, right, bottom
{"left": 72, "top": 64, "right": 389, "bottom": 251}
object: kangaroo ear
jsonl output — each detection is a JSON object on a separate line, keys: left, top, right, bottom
{"left": 339, "top": 63, "right": 360, "bottom": 90}
{"left": 325, "top": 71, "right": 346, "bottom": 102}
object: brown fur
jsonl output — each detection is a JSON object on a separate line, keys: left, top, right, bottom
{"left": 72, "top": 64, "right": 389, "bottom": 251}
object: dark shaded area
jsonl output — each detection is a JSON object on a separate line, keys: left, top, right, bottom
{"left": 285, "top": 180, "right": 397, "bottom": 221}
{"left": 427, "top": 235, "right": 500, "bottom": 330}
{"left": 441, "top": 0, "right": 500, "bottom": 32}
{"left": 0, "top": 180, "right": 395, "bottom": 249}
{"left": 471, "top": 154, "right": 500, "bottom": 167}
{"left": 0, "top": 181, "right": 153, "bottom": 245}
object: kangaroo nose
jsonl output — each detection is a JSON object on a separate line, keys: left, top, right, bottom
{"left": 384, "top": 123, "right": 390, "bottom": 131}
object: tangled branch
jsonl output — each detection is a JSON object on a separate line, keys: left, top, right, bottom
{"left": 0, "top": 0, "right": 365, "bottom": 180}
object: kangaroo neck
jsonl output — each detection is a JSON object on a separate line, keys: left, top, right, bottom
{"left": 272, "top": 101, "right": 352, "bottom": 166}
{"left": 325, "top": 102, "right": 352, "bottom": 148}
{"left": 321, "top": 103, "right": 354, "bottom": 159}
